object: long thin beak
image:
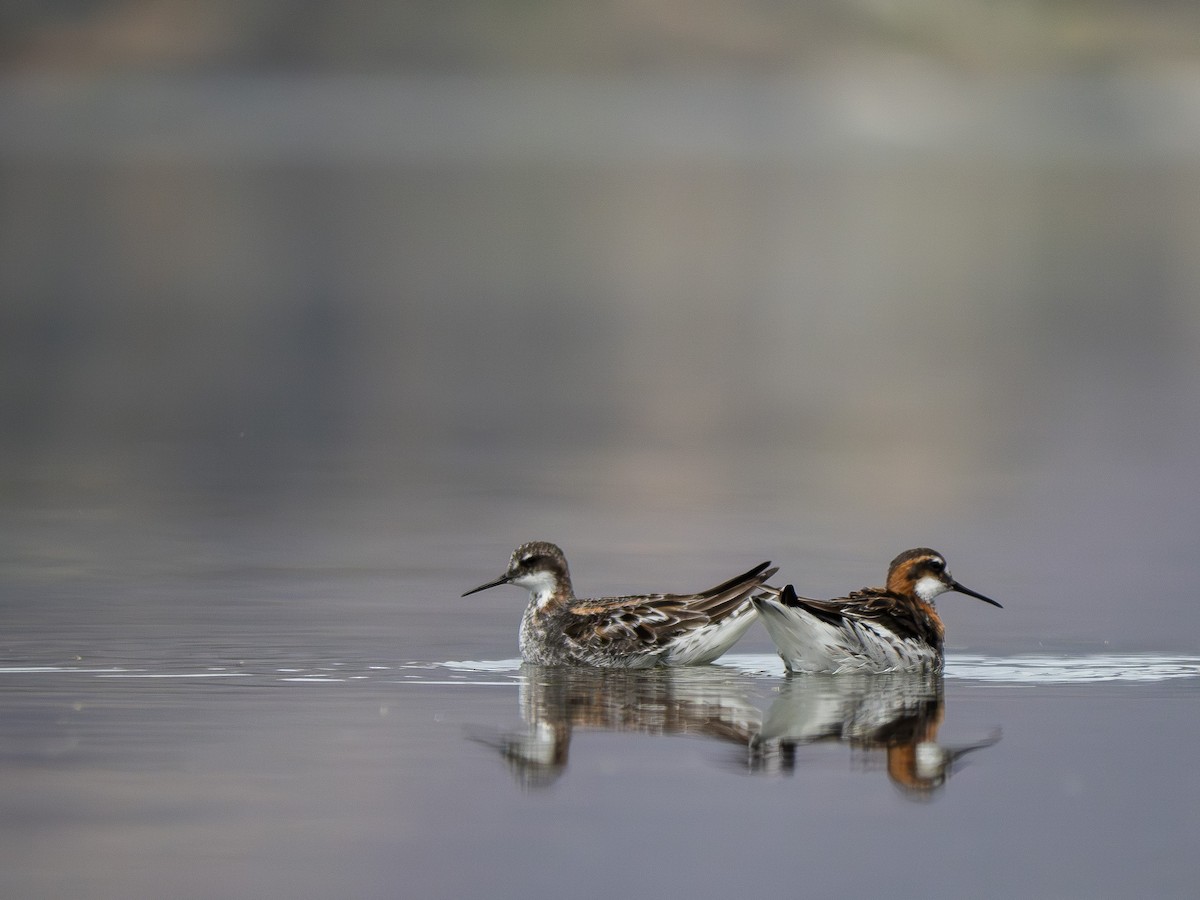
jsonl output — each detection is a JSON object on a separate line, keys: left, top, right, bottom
{"left": 952, "top": 581, "right": 1003, "bottom": 608}
{"left": 462, "top": 574, "right": 510, "bottom": 597}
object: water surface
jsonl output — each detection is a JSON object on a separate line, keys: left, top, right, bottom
{"left": 5, "top": 48, "right": 1200, "bottom": 899}
{"left": 3, "top": 637, "right": 1198, "bottom": 899}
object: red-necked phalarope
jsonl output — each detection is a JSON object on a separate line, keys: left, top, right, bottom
{"left": 753, "top": 548, "right": 1001, "bottom": 674}
{"left": 462, "top": 541, "right": 777, "bottom": 668}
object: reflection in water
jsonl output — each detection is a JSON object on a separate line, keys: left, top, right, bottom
{"left": 470, "top": 665, "right": 760, "bottom": 789}
{"left": 751, "top": 673, "right": 999, "bottom": 798}
{"left": 471, "top": 665, "right": 998, "bottom": 796}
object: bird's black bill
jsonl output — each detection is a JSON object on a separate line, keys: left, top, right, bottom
{"left": 461, "top": 574, "right": 510, "bottom": 597}
{"left": 953, "top": 581, "right": 1003, "bottom": 608}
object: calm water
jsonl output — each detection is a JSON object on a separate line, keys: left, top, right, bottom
{"left": 2, "top": 635, "right": 1199, "bottom": 899}
{"left": 3, "top": 459, "right": 1200, "bottom": 900}
{"left": 4, "top": 66, "right": 1200, "bottom": 898}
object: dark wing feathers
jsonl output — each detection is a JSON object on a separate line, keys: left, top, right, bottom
{"left": 667, "top": 562, "right": 777, "bottom": 619}
{"left": 569, "top": 601, "right": 706, "bottom": 647}
{"left": 701, "top": 561, "right": 774, "bottom": 599}
{"left": 779, "top": 585, "right": 845, "bottom": 628}
{"left": 782, "top": 586, "right": 941, "bottom": 645}
{"left": 563, "top": 562, "right": 776, "bottom": 650}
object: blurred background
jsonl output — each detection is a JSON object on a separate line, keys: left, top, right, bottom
{"left": 2, "top": 1, "right": 1200, "bottom": 654}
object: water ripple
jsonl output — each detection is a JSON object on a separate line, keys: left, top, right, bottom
{"left": 441, "top": 653, "right": 1200, "bottom": 684}
{"left": 3, "top": 654, "right": 1198, "bottom": 684}
{"left": 946, "top": 653, "right": 1200, "bottom": 683}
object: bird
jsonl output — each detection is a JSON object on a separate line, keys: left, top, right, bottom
{"left": 753, "top": 548, "right": 1001, "bottom": 674}
{"left": 747, "top": 670, "right": 1001, "bottom": 796}
{"left": 469, "top": 665, "right": 762, "bottom": 789}
{"left": 462, "top": 541, "right": 777, "bottom": 667}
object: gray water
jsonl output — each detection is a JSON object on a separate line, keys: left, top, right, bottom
{"left": 3, "top": 643, "right": 1199, "bottom": 899}
{"left": 4, "top": 438, "right": 1200, "bottom": 898}
{"left": 4, "top": 57, "right": 1200, "bottom": 899}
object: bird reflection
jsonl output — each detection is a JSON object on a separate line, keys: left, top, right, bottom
{"left": 749, "top": 671, "right": 999, "bottom": 798}
{"left": 470, "top": 664, "right": 760, "bottom": 789}
{"left": 471, "top": 664, "right": 998, "bottom": 797}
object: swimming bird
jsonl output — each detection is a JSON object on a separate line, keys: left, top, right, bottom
{"left": 753, "top": 548, "right": 1001, "bottom": 674}
{"left": 462, "top": 541, "right": 777, "bottom": 667}
{"left": 748, "top": 670, "right": 1000, "bottom": 795}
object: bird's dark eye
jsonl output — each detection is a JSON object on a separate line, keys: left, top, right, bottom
{"left": 928, "top": 558, "right": 945, "bottom": 572}
{"left": 520, "top": 555, "right": 539, "bottom": 567}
